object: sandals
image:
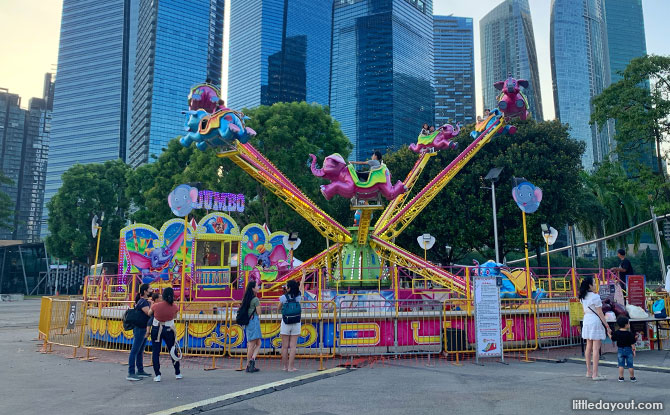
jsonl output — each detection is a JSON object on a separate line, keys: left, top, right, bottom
{"left": 591, "top": 375, "right": 607, "bottom": 381}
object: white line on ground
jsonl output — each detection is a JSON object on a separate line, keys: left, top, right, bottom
{"left": 148, "top": 367, "right": 346, "bottom": 415}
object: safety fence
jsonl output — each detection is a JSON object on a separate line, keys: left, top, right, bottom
{"left": 39, "top": 297, "right": 559, "bottom": 361}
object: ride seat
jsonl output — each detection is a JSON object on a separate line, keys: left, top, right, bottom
{"left": 347, "top": 163, "right": 387, "bottom": 188}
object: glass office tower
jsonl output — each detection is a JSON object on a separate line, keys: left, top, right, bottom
{"left": 434, "top": 15, "right": 475, "bottom": 126}
{"left": 128, "top": 0, "right": 224, "bottom": 167}
{"left": 480, "top": 0, "right": 543, "bottom": 120}
{"left": 551, "top": 0, "right": 612, "bottom": 170}
{"left": 227, "top": 0, "right": 332, "bottom": 109}
{"left": 331, "top": 0, "right": 434, "bottom": 161}
{"left": 43, "top": 0, "right": 135, "bottom": 237}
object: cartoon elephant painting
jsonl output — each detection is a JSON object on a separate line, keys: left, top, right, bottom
{"left": 309, "top": 153, "right": 406, "bottom": 201}
{"left": 409, "top": 123, "right": 460, "bottom": 153}
{"left": 494, "top": 75, "right": 530, "bottom": 120}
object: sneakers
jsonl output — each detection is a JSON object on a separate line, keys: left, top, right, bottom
{"left": 630, "top": 377, "right": 637, "bottom": 383}
{"left": 126, "top": 374, "right": 142, "bottom": 381}
{"left": 618, "top": 377, "right": 624, "bottom": 382}
{"left": 137, "top": 371, "right": 151, "bottom": 378}
{"left": 247, "top": 360, "right": 260, "bottom": 373}
{"left": 591, "top": 375, "right": 607, "bottom": 381}
{"left": 175, "top": 374, "right": 183, "bottom": 380}
{"left": 153, "top": 375, "right": 161, "bottom": 382}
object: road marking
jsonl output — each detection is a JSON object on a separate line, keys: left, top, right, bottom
{"left": 148, "top": 367, "right": 347, "bottom": 415}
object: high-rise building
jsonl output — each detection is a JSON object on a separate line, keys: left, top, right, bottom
{"left": 227, "top": 0, "right": 332, "bottom": 109}
{"left": 330, "top": 0, "right": 434, "bottom": 161}
{"left": 603, "top": 0, "right": 656, "bottom": 170}
{"left": 43, "top": 0, "right": 137, "bottom": 237}
{"left": 551, "top": 0, "right": 612, "bottom": 170}
{"left": 433, "top": 15, "right": 475, "bottom": 126}
{"left": 128, "top": 0, "right": 224, "bottom": 168}
{"left": 0, "top": 75, "right": 53, "bottom": 242}
{"left": 480, "top": 0, "right": 543, "bottom": 120}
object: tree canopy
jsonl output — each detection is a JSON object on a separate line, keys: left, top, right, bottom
{"left": 383, "top": 119, "right": 585, "bottom": 264}
{"left": 46, "top": 160, "right": 131, "bottom": 263}
{"left": 591, "top": 55, "right": 670, "bottom": 175}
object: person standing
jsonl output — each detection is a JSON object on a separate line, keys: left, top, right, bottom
{"left": 579, "top": 276, "right": 611, "bottom": 381}
{"left": 126, "top": 283, "right": 153, "bottom": 381}
{"left": 240, "top": 280, "right": 262, "bottom": 372}
{"left": 611, "top": 249, "right": 634, "bottom": 298}
{"left": 280, "top": 272, "right": 306, "bottom": 371}
{"left": 149, "top": 287, "right": 181, "bottom": 382}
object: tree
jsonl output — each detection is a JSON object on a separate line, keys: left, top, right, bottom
{"left": 383, "top": 119, "right": 585, "bottom": 264}
{"left": 129, "top": 102, "right": 353, "bottom": 259}
{"left": 46, "top": 160, "right": 131, "bottom": 264}
{"left": 0, "top": 172, "right": 14, "bottom": 232}
{"left": 591, "top": 55, "right": 670, "bottom": 175}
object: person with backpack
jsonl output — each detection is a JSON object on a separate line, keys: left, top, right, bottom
{"left": 126, "top": 283, "right": 153, "bottom": 381}
{"left": 149, "top": 287, "right": 182, "bottom": 382}
{"left": 280, "top": 271, "right": 306, "bottom": 371}
{"left": 237, "top": 280, "right": 262, "bottom": 373}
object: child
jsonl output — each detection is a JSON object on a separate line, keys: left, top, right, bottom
{"left": 612, "top": 316, "right": 636, "bottom": 382}
{"left": 350, "top": 151, "right": 382, "bottom": 181}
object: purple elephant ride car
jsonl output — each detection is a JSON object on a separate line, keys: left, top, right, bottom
{"left": 409, "top": 123, "right": 460, "bottom": 153}
{"left": 309, "top": 153, "right": 406, "bottom": 201}
{"left": 494, "top": 75, "right": 530, "bottom": 120}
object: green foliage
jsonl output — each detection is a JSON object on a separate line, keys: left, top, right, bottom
{"left": 0, "top": 172, "right": 14, "bottom": 231}
{"left": 383, "top": 119, "right": 585, "bottom": 263}
{"left": 128, "top": 102, "right": 353, "bottom": 259}
{"left": 46, "top": 160, "right": 131, "bottom": 263}
{"left": 591, "top": 55, "right": 670, "bottom": 174}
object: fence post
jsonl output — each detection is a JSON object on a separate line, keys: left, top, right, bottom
{"left": 465, "top": 267, "right": 471, "bottom": 315}
{"left": 130, "top": 275, "right": 136, "bottom": 303}
{"left": 394, "top": 266, "right": 399, "bottom": 318}
{"left": 571, "top": 268, "right": 577, "bottom": 298}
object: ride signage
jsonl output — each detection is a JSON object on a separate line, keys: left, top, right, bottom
{"left": 474, "top": 277, "right": 503, "bottom": 361}
{"left": 626, "top": 275, "right": 646, "bottom": 310}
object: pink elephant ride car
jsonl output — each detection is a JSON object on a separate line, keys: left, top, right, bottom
{"left": 494, "top": 75, "right": 530, "bottom": 120}
{"left": 409, "top": 122, "right": 460, "bottom": 153}
{"left": 309, "top": 153, "right": 406, "bottom": 201}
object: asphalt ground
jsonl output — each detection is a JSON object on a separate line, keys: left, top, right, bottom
{"left": 1, "top": 299, "right": 668, "bottom": 415}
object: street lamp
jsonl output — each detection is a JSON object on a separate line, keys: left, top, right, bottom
{"left": 445, "top": 245, "right": 452, "bottom": 266}
{"left": 417, "top": 234, "right": 435, "bottom": 261}
{"left": 283, "top": 232, "right": 301, "bottom": 267}
{"left": 484, "top": 167, "right": 504, "bottom": 263}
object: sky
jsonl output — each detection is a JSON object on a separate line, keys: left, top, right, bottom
{"left": 1, "top": 0, "right": 669, "bottom": 120}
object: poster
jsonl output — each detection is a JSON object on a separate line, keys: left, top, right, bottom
{"left": 474, "top": 277, "right": 503, "bottom": 358}
{"left": 598, "top": 283, "right": 616, "bottom": 304}
{"left": 626, "top": 275, "right": 646, "bottom": 310}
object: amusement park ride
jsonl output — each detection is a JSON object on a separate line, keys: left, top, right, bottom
{"left": 169, "top": 74, "right": 533, "bottom": 300}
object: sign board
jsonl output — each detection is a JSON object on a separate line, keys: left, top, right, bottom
{"left": 66, "top": 302, "right": 77, "bottom": 329}
{"left": 598, "top": 283, "right": 616, "bottom": 304}
{"left": 474, "top": 277, "right": 503, "bottom": 361}
{"left": 626, "top": 275, "right": 646, "bottom": 310}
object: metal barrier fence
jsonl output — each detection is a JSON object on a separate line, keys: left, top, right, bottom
{"left": 37, "top": 297, "right": 565, "bottom": 360}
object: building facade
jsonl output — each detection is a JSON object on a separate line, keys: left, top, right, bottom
{"left": 43, "top": 0, "right": 136, "bottom": 237}
{"left": 128, "top": 0, "right": 224, "bottom": 168}
{"left": 227, "top": 0, "right": 332, "bottom": 109}
{"left": 603, "top": 0, "right": 656, "bottom": 170}
{"left": 0, "top": 75, "right": 53, "bottom": 242}
{"left": 330, "top": 0, "right": 435, "bottom": 161}
{"left": 433, "top": 15, "right": 475, "bottom": 126}
{"left": 551, "top": 0, "right": 612, "bottom": 170}
{"left": 480, "top": 0, "right": 543, "bottom": 120}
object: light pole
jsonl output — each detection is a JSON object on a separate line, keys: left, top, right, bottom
{"left": 484, "top": 167, "right": 503, "bottom": 263}
{"left": 445, "top": 245, "right": 452, "bottom": 266}
{"left": 541, "top": 224, "right": 558, "bottom": 298}
{"left": 650, "top": 205, "right": 666, "bottom": 278}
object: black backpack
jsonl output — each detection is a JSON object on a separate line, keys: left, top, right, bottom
{"left": 123, "top": 308, "right": 144, "bottom": 330}
{"left": 236, "top": 305, "right": 253, "bottom": 326}
{"left": 282, "top": 294, "right": 301, "bottom": 324}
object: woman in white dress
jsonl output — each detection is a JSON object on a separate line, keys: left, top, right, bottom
{"left": 579, "top": 276, "right": 611, "bottom": 380}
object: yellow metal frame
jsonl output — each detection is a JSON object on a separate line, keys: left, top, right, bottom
{"left": 375, "top": 120, "right": 505, "bottom": 241}
{"left": 218, "top": 142, "right": 352, "bottom": 244}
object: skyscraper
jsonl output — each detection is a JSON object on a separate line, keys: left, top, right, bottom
{"left": 128, "top": 0, "right": 224, "bottom": 168}
{"left": 480, "top": 0, "right": 543, "bottom": 120}
{"left": 0, "top": 75, "right": 53, "bottom": 242}
{"left": 227, "top": 0, "right": 332, "bottom": 109}
{"left": 43, "top": 0, "right": 136, "bottom": 237}
{"left": 603, "top": 0, "right": 656, "bottom": 170}
{"left": 433, "top": 15, "right": 475, "bottom": 126}
{"left": 330, "top": 0, "right": 434, "bottom": 161}
{"left": 551, "top": 0, "right": 612, "bottom": 170}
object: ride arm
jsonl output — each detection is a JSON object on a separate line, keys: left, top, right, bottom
{"left": 374, "top": 119, "right": 505, "bottom": 241}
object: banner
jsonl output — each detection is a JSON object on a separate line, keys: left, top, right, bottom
{"left": 474, "top": 277, "right": 503, "bottom": 358}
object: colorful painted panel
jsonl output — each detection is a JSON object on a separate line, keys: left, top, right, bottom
{"left": 197, "top": 212, "right": 240, "bottom": 235}
{"left": 240, "top": 224, "right": 289, "bottom": 283}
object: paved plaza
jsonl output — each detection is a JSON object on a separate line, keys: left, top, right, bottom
{"left": 1, "top": 299, "right": 668, "bottom": 415}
